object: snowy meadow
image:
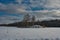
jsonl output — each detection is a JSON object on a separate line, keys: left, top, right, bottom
{"left": 0, "top": 26, "right": 60, "bottom": 40}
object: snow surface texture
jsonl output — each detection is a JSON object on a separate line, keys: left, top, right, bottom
{"left": 0, "top": 27, "right": 60, "bottom": 40}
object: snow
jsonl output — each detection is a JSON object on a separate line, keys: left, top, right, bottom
{"left": 0, "top": 27, "right": 60, "bottom": 40}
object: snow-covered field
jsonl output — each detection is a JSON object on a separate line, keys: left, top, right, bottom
{"left": 0, "top": 26, "right": 60, "bottom": 40}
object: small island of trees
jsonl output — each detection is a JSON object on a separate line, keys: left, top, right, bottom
{"left": 0, "top": 14, "right": 60, "bottom": 28}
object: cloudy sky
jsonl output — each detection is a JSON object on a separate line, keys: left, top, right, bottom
{"left": 0, "top": 0, "right": 60, "bottom": 24}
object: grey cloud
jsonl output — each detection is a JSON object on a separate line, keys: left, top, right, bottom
{"left": 17, "top": 0, "right": 60, "bottom": 10}
{"left": 0, "top": 0, "right": 60, "bottom": 13}
{"left": 31, "top": 11, "right": 60, "bottom": 21}
{"left": 0, "top": 16, "right": 23, "bottom": 24}
{"left": 0, "top": 3, "right": 7, "bottom": 11}
{"left": 0, "top": 0, "right": 60, "bottom": 22}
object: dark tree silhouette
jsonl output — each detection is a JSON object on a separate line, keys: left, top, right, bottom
{"left": 31, "top": 15, "right": 35, "bottom": 22}
{"left": 31, "top": 15, "right": 35, "bottom": 26}
{"left": 23, "top": 14, "right": 30, "bottom": 22}
{"left": 22, "top": 14, "right": 31, "bottom": 27}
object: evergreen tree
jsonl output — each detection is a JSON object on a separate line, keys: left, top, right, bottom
{"left": 31, "top": 15, "right": 35, "bottom": 26}
{"left": 31, "top": 15, "right": 35, "bottom": 22}
{"left": 23, "top": 14, "right": 30, "bottom": 22}
{"left": 22, "top": 14, "right": 31, "bottom": 27}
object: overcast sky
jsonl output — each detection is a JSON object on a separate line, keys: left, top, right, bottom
{"left": 0, "top": 0, "right": 60, "bottom": 24}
